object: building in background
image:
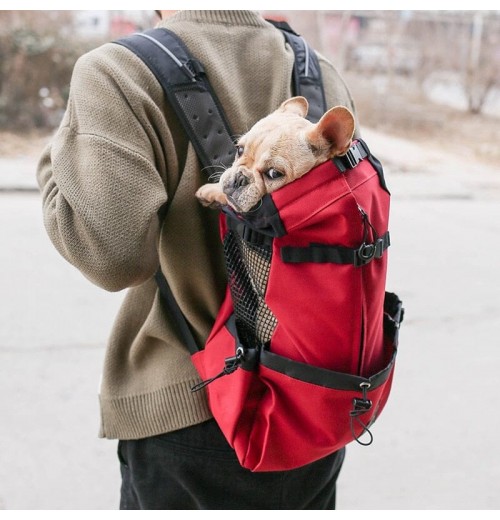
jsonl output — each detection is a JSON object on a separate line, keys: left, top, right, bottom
{"left": 73, "top": 10, "right": 157, "bottom": 40}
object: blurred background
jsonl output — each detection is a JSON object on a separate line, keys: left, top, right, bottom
{"left": 1, "top": 10, "right": 498, "bottom": 161}
{"left": 1, "top": 9, "right": 499, "bottom": 511}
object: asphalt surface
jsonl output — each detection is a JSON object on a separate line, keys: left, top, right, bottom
{"left": 1, "top": 127, "right": 499, "bottom": 510}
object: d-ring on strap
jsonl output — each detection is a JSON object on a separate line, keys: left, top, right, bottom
{"left": 280, "top": 231, "right": 390, "bottom": 266}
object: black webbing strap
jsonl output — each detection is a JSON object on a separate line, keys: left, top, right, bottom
{"left": 154, "top": 269, "right": 199, "bottom": 355}
{"left": 115, "top": 28, "right": 236, "bottom": 171}
{"left": 226, "top": 218, "right": 275, "bottom": 249}
{"left": 115, "top": 25, "right": 327, "bottom": 172}
{"left": 116, "top": 29, "right": 240, "bottom": 354}
{"left": 281, "top": 231, "right": 390, "bottom": 267}
{"left": 114, "top": 25, "right": 327, "bottom": 353}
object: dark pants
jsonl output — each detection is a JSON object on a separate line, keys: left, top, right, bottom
{"left": 118, "top": 419, "right": 345, "bottom": 510}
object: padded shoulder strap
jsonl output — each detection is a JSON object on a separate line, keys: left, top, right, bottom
{"left": 115, "top": 25, "right": 327, "bottom": 175}
{"left": 115, "top": 28, "right": 237, "bottom": 171}
{"left": 114, "top": 26, "right": 327, "bottom": 354}
{"left": 267, "top": 19, "right": 327, "bottom": 123}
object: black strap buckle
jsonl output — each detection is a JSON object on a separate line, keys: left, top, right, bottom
{"left": 345, "top": 144, "right": 365, "bottom": 169}
{"left": 333, "top": 141, "right": 369, "bottom": 173}
{"left": 355, "top": 237, "right": 385, "bottom": 266}
{"left": 228, "top": 219, "right": 273, "bottom": 248}
{"left": 185, "top": 58, "right": 205, "bottom": 79}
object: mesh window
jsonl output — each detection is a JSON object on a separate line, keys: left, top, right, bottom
{"left": 223, "top": 230, "right": 277, "bottom": 349}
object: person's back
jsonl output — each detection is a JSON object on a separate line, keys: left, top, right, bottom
{"left": 37, "top": 10, "right": 358, "bottom": 509}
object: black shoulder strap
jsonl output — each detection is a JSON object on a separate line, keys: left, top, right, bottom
{"left": 116, "top": 28, "right": 237, "bottom": 171}
{"left": 266, "top": 19, "right": 327, "bottom": 123}
{"left": 115, "top": 24, "right": 327, "bottom": 172}
{"left": 113, "top": 25, "right": 327, "bottom": 355}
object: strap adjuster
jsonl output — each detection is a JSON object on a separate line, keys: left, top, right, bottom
{"left": 354, "top": 235, "right": 390, "bottom": 267}
{"left": 185, "top": 58, "right": 205, "bottom": 79}
{"left": 345, "top": 144, "right": 364, "bottom": 169}
{"left": 333, "top": 141, "right": 369, "bottom": 173}
{"left": 227, "top": 219, "right": 274, "bottom": 248}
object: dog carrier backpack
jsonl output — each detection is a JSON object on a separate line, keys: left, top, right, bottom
{"left": 116, "top": 22, "right": 404, "bottom": 472}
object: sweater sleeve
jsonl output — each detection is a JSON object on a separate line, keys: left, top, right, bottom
{"left": 37, "top": 47, "right": 168, "bottom": 292}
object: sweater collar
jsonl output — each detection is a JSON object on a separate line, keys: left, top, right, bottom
{"left": 159, "top": 10, "right": 268, "bottom": 28}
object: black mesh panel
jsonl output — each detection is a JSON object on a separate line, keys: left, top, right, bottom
{"left": 223, "top": 230, "right": 277, "bottom": 349}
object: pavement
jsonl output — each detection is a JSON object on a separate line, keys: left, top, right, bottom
{"left": 1, "top": 127, "right": 499, "bottom": 510}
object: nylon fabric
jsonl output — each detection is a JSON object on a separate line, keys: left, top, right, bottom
{"left": 192, "top": 156, "right": 399, "bottom": 472}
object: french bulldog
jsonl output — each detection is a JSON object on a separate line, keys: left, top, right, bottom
{"left": 195, "top": 96, "right": 355, "bottom": 213}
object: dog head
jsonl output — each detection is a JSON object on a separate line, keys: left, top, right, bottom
{"left": 219, "top": 96, "right": 355, "bottom": 213}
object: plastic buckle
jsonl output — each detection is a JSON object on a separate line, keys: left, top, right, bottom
{"left": 355, "top": 238, "right": 384, "bottom": 266}
{"left": 374, "top": 237, "right": 385, "bottom": 258}
{"left": 352, "top": 381, "right": 372, "bottom": 414}
{"left": 241, "top": 225, "right": 254, "bottom": 243}
{"left": 241, "top": 224, "right": 271, "bottom": 248}
{"left": 186, "top": 58, "right": 205, "bottom": 78}
{"left": 352, "top": 397, "right": 372, "bottom": 413}
{"left": 345, "top": 143, "right": 364, "bottom": 169}
{"left": 356, "top": 242, "right": 376, "bottom": 266}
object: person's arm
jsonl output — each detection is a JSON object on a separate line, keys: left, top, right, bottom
{"left": 37, "top": 46, "right": 168, "bottom": 292}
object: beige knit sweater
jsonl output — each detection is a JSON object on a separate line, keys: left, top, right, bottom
{"left": 37, "top": 10, "right": 358, "bottom": 439}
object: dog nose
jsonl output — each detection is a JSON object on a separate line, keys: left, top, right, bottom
{"left": 233, "top": 173, "right": 249, "bottom": 190}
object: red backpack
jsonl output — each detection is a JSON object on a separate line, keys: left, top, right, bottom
{"left": 118, "top": 23, "right": 404, "bottom": 472}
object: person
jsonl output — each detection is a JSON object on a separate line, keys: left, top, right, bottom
{"left": 37, "top": 10, "right": 359, "bottom": 510}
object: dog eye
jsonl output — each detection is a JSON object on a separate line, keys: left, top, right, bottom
{"left": 265, "top": 168, "right": 284, "bottom": 180}
{"left": 235, "top": 145, "right": 244, "bottom": 158}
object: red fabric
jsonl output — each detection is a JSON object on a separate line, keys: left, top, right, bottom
{"left": 269, "top": 158, "right": 389, "bottom": 376}
{"left": 192, "top": 157, "right": 394, "bottom": 471}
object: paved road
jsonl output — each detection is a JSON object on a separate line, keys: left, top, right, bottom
{"left": 1, "top": 129, "right": 499, "bottom": 509}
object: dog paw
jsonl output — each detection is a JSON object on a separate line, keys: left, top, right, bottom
{"left": 196, "top": 184, "right": 228, "bottom": 209}
{"left": 197, "top": 197, "right": 224, "bottom": 209}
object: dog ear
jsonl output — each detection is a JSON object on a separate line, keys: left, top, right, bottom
{"left": 277, "top": 96, "right": 309, "bottom": 118}
{"left": 306, "top": 106, "right": 355, "bottom": 157}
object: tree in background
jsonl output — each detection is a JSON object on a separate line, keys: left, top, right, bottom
{"left": 0, "top": 10, "right": 156, "bottom": 131}
{"left": 0, "top": 12, "right": 97, "bottom": 129}
{"left": 1, "top": 10, "right": 498, "bottom": 131}
{"left": 465, "top": 12, "right": 500, "bottom": 115}
{"left": 269, "top": 10, "right": 499, "bottom": 117}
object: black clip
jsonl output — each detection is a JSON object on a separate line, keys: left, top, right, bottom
{"left": 191, "top": 347, "right": 244, "bottom": 392}
{"left": 374, "top": 237, "right": 385, "bottom": 258}
{"left": 355, "top": 237, "right": 385, "bottom": 267}
{"left": 345, "top": 144, "right": 364, "bottom": 169}
{"left": 222, "top": 347, "right": 245, "bottom": 375}
{"left": 351, "top": 381, "right": 372, "bottom": 415}
{"left": 333, "top": 142, "right": 367, "bottom": 173}
{"left": 185, "top": 58, "right": 205, "bottom": 79}
{"left": 356, "top": 242, "right": 376, "bottom": 266}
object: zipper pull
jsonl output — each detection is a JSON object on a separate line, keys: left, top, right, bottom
{"left": 191, "top": 347, "right": 244, "bottom": 392}
{"left": 349, "top": 382, "right": 374, "bottom": 446}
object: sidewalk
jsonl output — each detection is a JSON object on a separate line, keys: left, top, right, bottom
{"left": 0, "top": 157, "right": 41, "bottom": 191}
{"left": 1, "top": 127, "right": 499, "bottom": 509}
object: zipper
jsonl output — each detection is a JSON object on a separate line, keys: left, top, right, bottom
{"left": 357, "top": 272, "right": 367, "bottom": 376}
{"left": 356, "top": 204, "right": 370, "bottom": 375}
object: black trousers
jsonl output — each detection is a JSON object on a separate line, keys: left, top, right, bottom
{"left": 118, "top": 419, "right": 345, "bottom": 510}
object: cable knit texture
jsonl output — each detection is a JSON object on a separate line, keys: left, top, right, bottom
{"left": 37, "top": 10, "right": 358, "bottom": 439}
